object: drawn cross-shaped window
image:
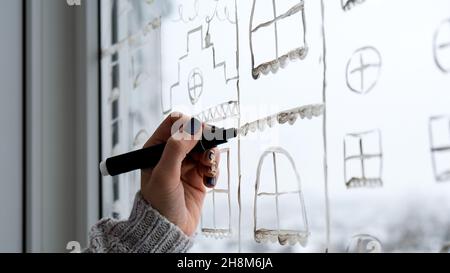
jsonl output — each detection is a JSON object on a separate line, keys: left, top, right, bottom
{"left": 346, "top": 46, "right": 382, "bottom": 95}
{"left": 201, "top": 148, "right": 232, "bottom": 238}
{"left": 249, "top": 0, "right": 308, "bottom": 79}
{"left": 433, "top": 18, "right": 450, "bottom": 73}
{"left": 344, "top": 130, "right": 383, "bottom": 189}
{"left": 429, "top": 116, "right": 450, "bottom": 182}
{"left": 254, "top": 147, "right": 309, "bottom": 246}
{"left": 188, "top": 68, "right": 204, "bottom": 105}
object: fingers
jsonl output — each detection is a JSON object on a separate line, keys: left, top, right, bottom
{"left": 200, "top": 148, "right": 220, "bottom": 167}
{"left": 197, "top": 149, "right": 221, "bottom": 188}
{"left": 156, "top": 118, "right": 203, "bottom": 173}
{"left": 143, "top": 112, "right": 194, "bottom": 148}
{"left": 198, "top": 164, "right": 220, "bottom": 188}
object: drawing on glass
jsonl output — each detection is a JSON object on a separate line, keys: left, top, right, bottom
{"left": 346, "top": 234, "right": 382, "bottom": 253}
{"left": 172, "top": 0, "right": 200, "bottom": 23}
{"left": 429, "top": 116, "right": 450, "bottom": 182}
{"left": 341, "top": 0, "right": 366, "bottom": 11}
{"left": 344, "top": 130, "right": 383, "bottom": 189}
{"left": 194, "top": 101, "right": 240, "bottom": 123}
{"left": 102, "top": 17, "right": 161, "bottom": 59}
{"left": 346, "top": 46, "right": 382, "bottom": 95}
{"left": 254, "top": 147, "right": 309, "bottom": 246}
{"left": 201, "top": 148, "right": 232, "bottom": 238}
{"left": 249, "top": 0, "right": 308, "bottom": 79}
{"left": 187, "top": 68, "right": 204, "bottom": 105}
{"left": 162, "top": 23, "right": 238, "bottom": 114}
{"left": 239, "top": 104, "right": 324, "bottom": 137}
{"left": 433, "top": 18, "right": 450, "bottom": 73}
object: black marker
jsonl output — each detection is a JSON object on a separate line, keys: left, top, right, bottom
{"left": 99, "top": 127, "right": 237, "bottom": 177}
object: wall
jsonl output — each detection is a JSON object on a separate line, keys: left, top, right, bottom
{"left": 26, "top": 0, "right": 99, "bottom": 252}
{"left": 0, "top": 0, "right": 23, "bottom": 253}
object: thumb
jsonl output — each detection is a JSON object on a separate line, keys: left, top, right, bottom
{"left": 155, "top": 118, "right": 203, "bottom": 175}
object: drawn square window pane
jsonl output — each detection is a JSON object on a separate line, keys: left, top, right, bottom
{"left": 250, "top": 0, "right": 307, "bottom": 79}
{"left": 201, "top": 148, "right": 232, "bottom": 238}
{"left": 433, "top": 151, "right": 450, "bottom": 182}
{"left": 429, "top": 116, "right": 450, "bottom": 182}
{"left": 345, "top": 159, "right": 363, "bottom": 182}
{"left": 344, "top": 130, "right": 383, "bottom": 189}
{"left": 251, "top": 25, "right": 277, "bottom": 73}
{"left": 341, "top": 0, "right": 366, "bottom": 11}
{"left": 276, "top": 9, "right": 305, "bottom": 60}
{"left": 255, "top": 195, "right": 278, "bottom": 232}
{"left": 278, "top": 195, "right": 305, "bottom": 232}
{"left": 254, "top": 147, "right": 309, "bottom": 247}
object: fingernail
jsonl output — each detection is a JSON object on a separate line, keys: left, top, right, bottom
{"left": 208, "top": 150, "right": 216, "bottom": 162}
{"left": 210, "top": 163, "right": 218, "bottom": 176}
{"left": 204, "top": 177, "right": 217, "bottom": 188}
{"left": 184, "top": 118, "right": 202, "bottom": 136}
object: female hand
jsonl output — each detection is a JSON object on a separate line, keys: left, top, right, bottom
{"left": 140, "top": 113, "right": 220, "bottom": 236}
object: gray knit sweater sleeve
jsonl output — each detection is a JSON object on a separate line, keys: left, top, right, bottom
{"left": 84, "top": 192, "right": 193, "bottom": 253}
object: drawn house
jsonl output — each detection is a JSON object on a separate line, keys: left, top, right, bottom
{"left": 240, "top": 0, "right": 327, "bottom": 251}
{"left": 254, "top": 147, "right": 310, "bottom": 246}
{"left": 162, "top": 4, "right": 240, "bottom": 238}
{"left": 249, "top": 0, "right": 307, "bottom": 79}
{"left": 161, "top": 25, "right": 238, "bottom": 116}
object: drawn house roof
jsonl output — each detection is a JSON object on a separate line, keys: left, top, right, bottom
{"left": 161, "top": 25, "right": 239, "bottom": 114}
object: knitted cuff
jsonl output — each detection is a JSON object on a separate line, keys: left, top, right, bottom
{"left": 87, "top": 192, "right": 193, "bottom": 253}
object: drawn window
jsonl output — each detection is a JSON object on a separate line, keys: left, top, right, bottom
{"left": 201, "top": 148, "right": 232, "bottom": 238}
{"left": 345, "top": 46, "right": 382, "bottom": 95}
{"left": 254, "top": 147, "right": 309, "bottom": 246}
{"left": 429, "top": 116, "right": 450, "bottom": 182}
{"left": 188, "top": 68, "right": 204, "bottom": 105}
{"left": 344, "top": 130, "right": 383, "bottom": 188}
{"left": 249, "top": 0, "right": 307, "bottom": 79}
